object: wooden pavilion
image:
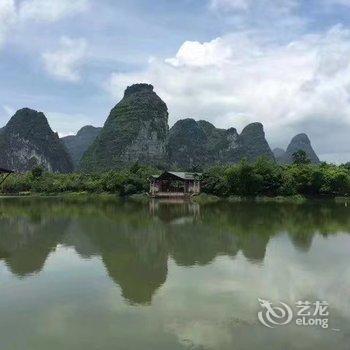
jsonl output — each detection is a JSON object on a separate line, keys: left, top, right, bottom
{"left": 150, "top": 171, "right": 201, "bottom": 198}
{"left": 0, "top": 167, "right": 14, "bottom": 186}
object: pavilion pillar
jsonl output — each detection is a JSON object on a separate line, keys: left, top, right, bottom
{"left": 0, "top": 173, "right": 12, "bottom": 187}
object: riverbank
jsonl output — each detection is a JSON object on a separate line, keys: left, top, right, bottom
{"left": 0, "top": 191, "right": 348, "bottom": 206}
{"left": 191, "top": 193, "right": 350, "bottom": 204}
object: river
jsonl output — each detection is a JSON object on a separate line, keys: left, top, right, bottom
{"left": 0, "top": 197, "right": 349, "bottom": 349}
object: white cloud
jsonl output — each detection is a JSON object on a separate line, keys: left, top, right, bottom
{"left": 107, "top": 25, "right": 350, "bottom": 161}
{"left": 209, "top": 0, "right": 350, "bottom": 13}
{"left": 42, "top": 37, "right": 87, "bottom": 82}
{"left": 209, "top": 0, "right": 299, "bottom": 13}
{"left": 0, "top": 0, "right": 89, "bottom": 49}
{"left": 210, "top": 0, "right": 250, "bottom": 10}
{"left": 19, "top": 0, "right": 89, "bottom": 22}
{"left": 0, "top": 0, "right": 16, "bottom": 47}
{"left": 165, "top": 38, "right": 232, "bottom": 67}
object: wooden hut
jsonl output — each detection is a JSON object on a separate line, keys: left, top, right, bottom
{"left": 150, "top": 171, "right": 201, "bottom": 198}
{"left": 0, "top": 167, "right": 14, "bottom": 186}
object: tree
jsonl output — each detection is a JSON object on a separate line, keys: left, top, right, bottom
{"left": 31, "top": 166, "right": 44, "bottom": 179}
{"left": 225, "top": 160, "right": 263, "bottom": 196}
{"left": 253, "top": 157, "right": 283, "bottom": 196}
{"left": 292, "top": 150, "right": 311, "bottom": 165}
{"left": 201, "top": 166, "right": 229, "bottom": 196}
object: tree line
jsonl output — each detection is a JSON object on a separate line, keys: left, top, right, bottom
{"left": 1, "top": 151, "right": 350, "bottom": 198}
{"left": 201, "top": 155, "right": 350, "bottom": 197}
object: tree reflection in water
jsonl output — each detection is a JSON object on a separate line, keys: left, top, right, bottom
{"left": 0, "top": 197, "right": 349, "bottom": 305}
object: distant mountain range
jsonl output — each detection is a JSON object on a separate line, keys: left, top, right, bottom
{"left": 167, "top": 119, "right": 274, "bottom": 169}
{"left": 0, "top": 84, "right": 320, "bottom": 172}
{"left": 61, "top": 126, "right": 102, "bottom": 169}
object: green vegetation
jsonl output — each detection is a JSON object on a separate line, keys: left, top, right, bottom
{"left": 191, "top": 193, "right": 220, "bottom": 204}
{"left": 1, "top": 158, "right": 350, "bottom": 198}
{"left": 292, "top": 149, "right": 312, "bottom": 165}
{"left": 201, "top": 157, "right": 350, "bottom": 198}
{"left": 1, "top": 164, "right": 157, "bottom": 196}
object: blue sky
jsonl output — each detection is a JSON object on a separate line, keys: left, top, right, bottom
{"left": 1, "top": 0, "right": 350, "bottom": 162}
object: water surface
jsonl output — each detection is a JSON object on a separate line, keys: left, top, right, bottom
{"left": 0, "top": 198, "right": 349, "bottom": 349}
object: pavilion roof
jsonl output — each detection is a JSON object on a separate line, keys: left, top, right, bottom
{"left": 151, "top": 171, "right": 201, "bottom": 181}
{"left": 0, "top": 167, "right": 14, "bottom": 174}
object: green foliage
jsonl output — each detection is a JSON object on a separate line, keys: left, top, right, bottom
{"left": 201, "top": 166, "right": 230, "bottom": 196}
{"left": 253, "top": 158, "right": 283, "bottom": 195}
{"left": 31, "top": 166, "right": 44, "bottom": 179}
{"left": 292, "top": 150, "right": 311, "bottom": 165}
{"left": 201, "top": 158, "right": 350, "bottom": 198}
{"left": 1, "top": 160, "right": 350, "bottom": 198}
{"left": 192, "top": 193, "right": 220, "bottom": 204}
{"left": 225, "top": 160, "right": 263, "bottom": 196}
{"left": 320, "top": 166, "right": 350, "bottom": 195}
{"left": 1, "top": 165, "right": 157, "bottom": 196}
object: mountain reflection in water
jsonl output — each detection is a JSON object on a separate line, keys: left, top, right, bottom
{"left": 0, "top": 197, "right": 349, "bottom": 305}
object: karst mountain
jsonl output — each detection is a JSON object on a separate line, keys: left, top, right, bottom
{"left": 0, "top": 84, "right": 320, "bottom": 172}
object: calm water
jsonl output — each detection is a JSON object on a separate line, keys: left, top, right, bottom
{"left": 0, "top": 197, "right": 349, "bottom": 350}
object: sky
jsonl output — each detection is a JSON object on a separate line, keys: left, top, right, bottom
{"left": 1, "top": 0, "right": 350, "bottom": 162}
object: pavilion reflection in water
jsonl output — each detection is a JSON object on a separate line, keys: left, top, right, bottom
{"left": 149, "top": 198, "right": 201, "bottom": 224}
